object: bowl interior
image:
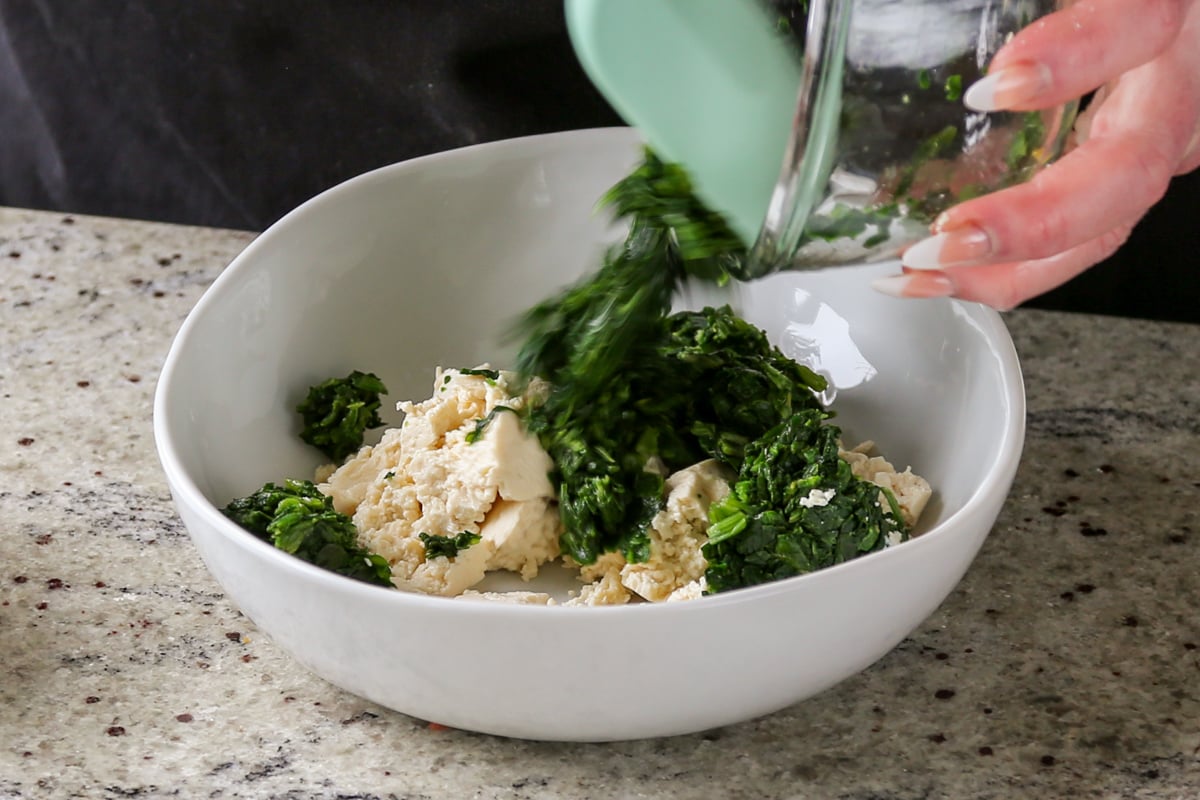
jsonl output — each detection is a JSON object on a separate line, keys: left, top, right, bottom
{"left": 157, "top": 126, "right": 1021, "bottom": 587}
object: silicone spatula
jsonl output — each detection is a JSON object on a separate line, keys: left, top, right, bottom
{"left": 564, "top": 0, "right": 803, "bottom": 244}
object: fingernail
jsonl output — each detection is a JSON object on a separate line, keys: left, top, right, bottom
{"left": 901, "top": 226, "right": 993, "bottom": 270}
{"left": 871, "top": 272, "right": 955, "bottom": 299}
{"left": 963, "top": 63, "right": 1052, "bottom": 112}
{"left": 1184, "top": 128, "right": 1200, "bottom": 162}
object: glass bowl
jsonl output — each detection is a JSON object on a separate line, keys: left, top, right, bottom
{"left": 749, "top": 0, "right": 1078, "bottom": 276}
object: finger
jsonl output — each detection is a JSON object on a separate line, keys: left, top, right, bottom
{"left": 1069, "top": 84, "right": 1108, "bottom": 147}
{"left": 963, "top": 0, "right": 1189, "bottom": 112}
{"left": 874, "top": 224, "right": 1134, "bottom": 310}
{"left": 1170, "top": 4, "right": 1200, "bottom": 174}
{"left": 935, "top": 224, "right": 1135, "bottom": 310}
{"left": 1181, "top": 128, "right": 1200, "bottom": 175}
{"left": 901, "top": 133, "right": 1171, "bottom": 269}
{"left": 906, "top": 57, "right": 1200, "bottom": 270}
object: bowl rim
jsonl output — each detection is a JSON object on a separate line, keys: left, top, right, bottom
{"left": 152, "top": 126, "right": 1026, "bottom": 619}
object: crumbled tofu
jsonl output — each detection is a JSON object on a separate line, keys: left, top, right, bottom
{"left": 480, "top": 498, "right": 560, "bottom": 580}
{"left": 319, "top": 366, "right": 560, "bottom": 596}
{"left": 313, "top": 462, "right": 338, "bottom": 484}
{"left": 458, "top": 590, "right": 557, "bottom": 606}
{"left": 666, "top": 576, "right": 707, "bottom": 602}
{"left": 564, "top": 460, "right": 730, "bottom": 605}
{"left": 565, "top": 565, "right": 632, "bottom": 606}
{"left": 321, "top": 436, "right": 400, "bottom": 516}
{"left": 619, "top": 459, "right": 731, "bottom": 602}
{"left": 483, "top": 411, "right": 558, "bottom": 502}
{"left": 840, "top": 440, "right": 932, "bottom": 530}
{"left": 799, "top": 487, "right": 836, "bottom": 508}
{"left": 391, "top": 535, "right": 493, "bottom": 596}
{"left": 574, "top": 551, "right": 627, "bottom": 584}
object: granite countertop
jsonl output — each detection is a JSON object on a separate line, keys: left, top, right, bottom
{"left": 1, "top": 205, "right": 1197, "bottom": 799}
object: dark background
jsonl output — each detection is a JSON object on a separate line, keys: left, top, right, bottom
{"left": 0, "top": 1, "right": 1195, "bottom": 322}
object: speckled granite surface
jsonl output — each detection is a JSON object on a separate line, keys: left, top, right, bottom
{"left": 1, "top": 205, "right": 1198, "bottom": 799}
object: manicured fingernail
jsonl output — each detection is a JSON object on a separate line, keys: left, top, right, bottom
{"left": 901, "top": 226, "right": 992, "bottom": 270}
{"left": 1184, "top": 128, "right": 1200, "bottom": 162}
{"left": 964, "top": 63, "right": 1052, "bottom": 112}
{"left": 871, "top": 272, "right": 955, "bottom": 299}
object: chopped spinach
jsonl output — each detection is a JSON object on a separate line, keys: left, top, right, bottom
{"left": 296, "top": 371, "right": 388, "bottom": 462}
{"left": 944, "top": 74, "right": 963, "bottom": 102}
{"left": 524, "top": 301, "right": 826, "bottom": 566}
{"left": 458, "top": 367, "right": 501, "bottom": 382}
{"left": 1006, "top": 111, "right": 1047, "bottom": 174}
{"left": 222, "top": 479, "right": 393, "bottom": 586}
{"left": 512, "top": 148, "right": 748, "bottom": 407}
{"left": 420, "top": 531, "right": 483, "bottom": 560}
{"left": 465, "top": 405, "right": 519, "bottom": 444}
{"left": 703, "top": 411, "right": 906, "bottom": 592}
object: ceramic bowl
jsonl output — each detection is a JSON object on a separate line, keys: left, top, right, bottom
{"left": 153, "top": 127, "right": 1024, "bottom": 742}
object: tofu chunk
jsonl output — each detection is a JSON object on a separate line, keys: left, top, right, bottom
{"left": 840, "top": 440, "right": 932, "bottom": 529}
{"left": 570, "top": 459, "right": 732, "bottom": 605}
{"left": 318, "top": 367, "right": 559, "bottom": 596}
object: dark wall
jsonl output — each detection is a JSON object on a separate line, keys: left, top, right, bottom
{"left": 0, "top": 1, "right": 623, "bottom": 231}
{"left": 0, "top": 1, "right": 1195, "bottom": 322}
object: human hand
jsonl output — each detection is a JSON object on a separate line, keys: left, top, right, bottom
{"left": 872, "top": 0, "right": 1200, "bottom": 309}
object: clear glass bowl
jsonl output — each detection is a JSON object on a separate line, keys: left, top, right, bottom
{"left": 746, "top": 0, "right": 1078, "bottom": 277}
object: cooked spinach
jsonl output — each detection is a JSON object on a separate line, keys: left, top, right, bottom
{"left": 419, "top": 531, "right": 483, "bottom": 560}
{"left": 222, "top": 479, "right": 393, "bottom": 586}
{"left": 296, "top": 370, "right": 388, "bottom": 462}
{"left": 704, "top": 411, "right": 906, "bottom": 592}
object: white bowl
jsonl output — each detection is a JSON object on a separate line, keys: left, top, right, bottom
{"left": 153, "top": 127, "right": 1024, "bottom": 742}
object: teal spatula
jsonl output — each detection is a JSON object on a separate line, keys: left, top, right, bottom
{"left": 565, "top": 0, "right": 804, "bottom": 245}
